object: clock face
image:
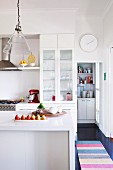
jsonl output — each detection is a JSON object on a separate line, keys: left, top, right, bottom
{"left": 80, "top": 34, "right": 98, "bottom": 52}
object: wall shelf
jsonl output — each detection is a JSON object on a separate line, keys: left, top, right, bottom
{"left": 17, "top": 66, "right": 40, "bottom": 70}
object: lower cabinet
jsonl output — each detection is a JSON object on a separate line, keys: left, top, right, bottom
{"left": 77, "top": 98, "right": 95, "bottom": 122}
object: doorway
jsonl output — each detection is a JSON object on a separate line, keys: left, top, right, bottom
{"left": 77, "top": 62, "right": 103, "bottom": 135}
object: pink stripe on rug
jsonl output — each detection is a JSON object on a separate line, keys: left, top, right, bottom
{"left": 81, "top": 168, "right": 113, "bottom": 170}
{"left": 76, "top": 144, "right": 103, "bottom": 147}
{"left": 81, "top": 164, "right": 113, "bottom": 168}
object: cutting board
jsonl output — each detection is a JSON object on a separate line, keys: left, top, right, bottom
{"left": 32, "top": 110, "right": 67, "bottom": 117}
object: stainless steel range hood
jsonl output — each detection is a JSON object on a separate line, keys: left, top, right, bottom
{"left": 0, "top": 38, "right": 20, "bottom": 71}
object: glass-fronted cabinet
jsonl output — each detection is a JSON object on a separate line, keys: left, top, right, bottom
{"left": 40, "top": 48, "right": 74, "bottom": 102}
{"left": 59, "top": 50, "right": 73, "bottom": 101}
{"left": 42, "top": 50, "right": 57, "bottom": 101}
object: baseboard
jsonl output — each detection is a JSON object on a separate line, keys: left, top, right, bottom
{"left": 77, "top": 120, "right": 96, "bottom": 123}
{"left": 99, "top": 125, "right": 110, "bottom": 137}
{"left": 77, "top": 123, "right": 98, "bottom": 128}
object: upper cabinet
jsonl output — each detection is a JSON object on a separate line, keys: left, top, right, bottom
{"left": 40, "top": 34, "right": 57, "bottom": 48}
{"left": 58, "top": 34, "right": 75, "bottom": 48}
{"left": 40, "top": 34, "right": 75, "bottom": 102}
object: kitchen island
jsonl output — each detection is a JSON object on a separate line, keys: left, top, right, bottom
{"left": 0, "top": 111, "right": 75, "bottom": 170}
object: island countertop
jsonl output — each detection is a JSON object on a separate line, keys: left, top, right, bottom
{"left": 0, "top": 110, "right": 75, "bottom": 170}
{"left": 0, "top": 110, "right": 74, "bottom": 131}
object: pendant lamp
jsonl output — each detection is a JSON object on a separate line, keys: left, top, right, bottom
{"left": 3, "top": 0, "right": 31, "bottom": 55}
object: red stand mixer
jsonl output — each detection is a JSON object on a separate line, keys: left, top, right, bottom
{"left": 28, "top": 89, "right": 40, "bottom": 103}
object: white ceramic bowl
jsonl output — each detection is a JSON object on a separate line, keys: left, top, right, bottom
{"left": 20, "top": 64, "right": 27, "bottom": 67}
{"left": 29, "top": 63, "right": 36, "bottom": 67}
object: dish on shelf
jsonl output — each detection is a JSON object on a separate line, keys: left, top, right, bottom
{"left": 19, "top": 64, "right": 27, "bottom": 67}
{"left": 28, "top": 63, "right": 36, "bottom": 67}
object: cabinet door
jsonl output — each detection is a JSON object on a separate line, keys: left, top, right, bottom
{"left": 87, "top": 99, "right": 95, "bottom": 119}
{"left": 78, "top": 99, "right": 87, "bottom": 120}
{"left": 58, "top": 49, "right": 74, "bottom": 101}
{"left": 41, "top": 49, "right": 57, "bottom": 101}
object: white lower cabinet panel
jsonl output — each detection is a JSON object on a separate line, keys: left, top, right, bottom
{"left": 87, "top": 99, "right": 95, "bottom": 120}
{"left": 0, "top": 131, "right": 69, "bottom": 170}
{"left": 78, "top": 99, "right": 86, "bottom": 120}
{"left": 77, "top": 98, "right": 95, "bottom": 122}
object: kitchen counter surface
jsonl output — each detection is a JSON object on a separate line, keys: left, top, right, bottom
{"left": 0, "top": 111, "right": 74, "bottom": 131}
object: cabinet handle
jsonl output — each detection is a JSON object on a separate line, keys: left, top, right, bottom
{"left": 87, "top": 100, "right": 90, "bottom": 101}
{"left": 82, "top": 100, "right": 85, "bottom": 101}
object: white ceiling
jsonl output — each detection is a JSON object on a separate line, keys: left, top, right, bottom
{"left": 0, "top": 0, "right": 113, "bottom": 16}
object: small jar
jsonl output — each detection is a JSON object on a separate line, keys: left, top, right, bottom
{"left": 52, "top": 95, "right": 55, "bottom": 101}
{"left": 66, "top": 92, "right": 72, "bottom": 101}
{"left": 87, "top": 68, "right": 91, "bottom": 73}
{"left": 86, "top": 92, "right": 90, "bottom": 98}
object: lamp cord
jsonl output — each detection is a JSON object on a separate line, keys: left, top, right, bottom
{"left": 17, "top": 0, "right": 20, "bottom": 27}
{"left": 15, "top": 0, "right": 22, "bottom": 32}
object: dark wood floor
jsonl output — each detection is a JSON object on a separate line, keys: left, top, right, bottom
{"left": 76, "top": 123, "right": 113, "bottom": 170}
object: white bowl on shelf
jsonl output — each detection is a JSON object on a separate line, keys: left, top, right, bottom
{"left": 29, "top": 63, "right": 36, "bottom": 67}
{"left": 20, "top": 64, "right": 27, "bottom": 67}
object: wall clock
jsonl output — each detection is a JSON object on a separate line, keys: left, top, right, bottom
{"left": 80, "top": 34, "right": 98, "bottom": 52}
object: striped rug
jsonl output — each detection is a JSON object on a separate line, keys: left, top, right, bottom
{"left": 76, "top": 141, "right": 113, "bottom": 170}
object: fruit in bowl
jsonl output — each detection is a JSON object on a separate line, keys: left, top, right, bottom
{"left": 19, "top": 60, "right": 27, "bottom": 67}
{"left": 31, "top": 115, "right": 36, "bottom": 120}
{"left": 21, "top": 115, "right": 25, "bottom": 120}
{"left": 41, "top": 115, "right": 46, "bottom": 120}
{"left": 15, "top": 114, "right": 20, "bottom": 120}
{"left": 26, "top": 115, "right": 31, "bottom": 120}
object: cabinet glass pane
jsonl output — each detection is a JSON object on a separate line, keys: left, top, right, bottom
{"left": 43, "top": 50, "right": 56, "bottom": 101}
{"left": 60, "top": 50, "right": 73, "bottom": 101}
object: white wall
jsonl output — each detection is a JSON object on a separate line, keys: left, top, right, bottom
{"left": 103, "top": 3, "right": 113, "bottom": 137}
{"left": 0, "top": 10, "right": 108, "bottom": 137}
{"left": 0, "top": 10, "right": 76, "bottom": 34}
{"left": 75, "top": 17, "right": 103, "bottom": 62}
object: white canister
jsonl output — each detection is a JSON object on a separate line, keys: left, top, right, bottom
{"left": 87, "top": 68, "right": 91, "bottom": 73}
{"left": 82, "top": 91, "right": 87, "bottom": 98}
{"left": 89, "top": 91, "right": 93, "bottom": 98}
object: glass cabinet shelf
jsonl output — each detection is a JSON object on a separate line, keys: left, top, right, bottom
{"left": 78, "top": 73, "right": 93, "bottom": 75}
{"left": 60, "top": 78, "right": 72, "bottom": 80}
{"left": 43, "top": 79, "right": 55, "bottom": 81}
{"left": 43, "top": 69, "right": 55, "bottom": 71}
{"left": 43, "top": 90, "right": 55, "bottom": 91}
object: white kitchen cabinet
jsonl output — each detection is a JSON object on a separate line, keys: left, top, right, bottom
{"left": 87, "top": 99, "right": 95, "bottom": 119}
{"left": 40, "top": 34, "right": 57, "bottom": 48}
{"left": 77, "top": 98, "right": 96, "bottom": 122}
{"left": 77, "top": 99, "right": 86, "bottom": 120}
{"left": 40, "top": 34, "right": 75, "bottom": 103}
